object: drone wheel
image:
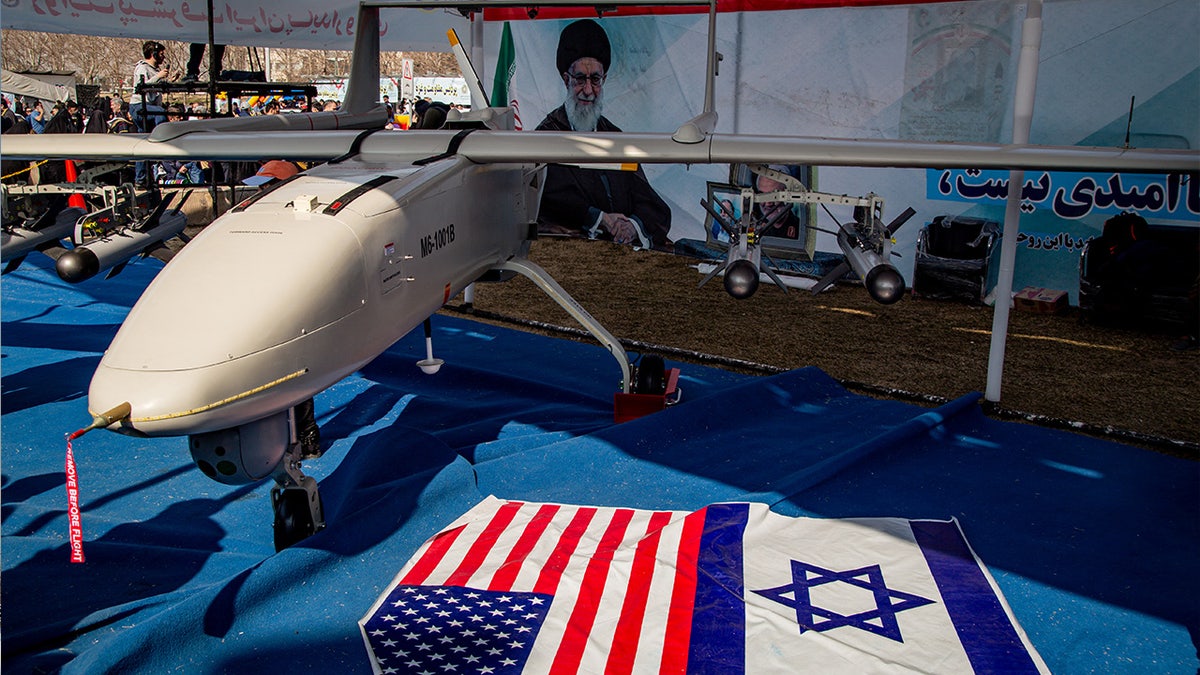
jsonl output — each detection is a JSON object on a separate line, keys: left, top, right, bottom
{"left": 273, "top": 488, "right": 320, "bottom": 551}
{"left": 635, "top": 355, "right": 666, "bottom": 395}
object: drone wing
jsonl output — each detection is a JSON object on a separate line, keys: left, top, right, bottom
{"left": 6, "top": 125, "right": 1196, "bottom": 174}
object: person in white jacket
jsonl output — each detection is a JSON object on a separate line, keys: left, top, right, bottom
{"left": 129, "top": 40, "right": 174, "bottom": 184}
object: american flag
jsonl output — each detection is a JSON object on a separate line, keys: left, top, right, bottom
{"left": 361, "top": 585, "right": 551, "bottom": 674}
{"left": 360, "top": 497, "right": 1047, "bottom": 674}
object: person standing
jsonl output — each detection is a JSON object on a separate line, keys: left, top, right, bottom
{"left": 130, "top": 40, "right": 174, "bottom": 185}
{"left": 181, "top": 42, "right": 225, "bottom": 83}
{"left": 108, "top": 99, "right": 137, "bottom": 134}
{"left": 26, "top": 100, "right": 46, "bottom": 133}
{"left": 1, "top": 96, "right": 16, "bottom": 133}
{"left": 84, "top": 97, "right": 111, "bottom": 134}
{"left": 157, "top": 104, "right": 204, "bottom": 183}
{"left": 130, "top": 40, "right": 172, "bottom": 129}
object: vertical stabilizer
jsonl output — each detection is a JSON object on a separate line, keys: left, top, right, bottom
{"left": 343, "top": 6, "right": 382, "bottom": 115}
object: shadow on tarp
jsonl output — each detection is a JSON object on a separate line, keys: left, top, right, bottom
{"left": 2, "top": 489, "right": 250, "bottom": 658}
{"left": 1, "top": 254, "right": 146, "bottom": 313}
{"left": 1, "top": 353, "right": 102, "bottom": 414}
{"left": 45, "top": 438, "right": 487, "bottom": 674}
{"left": 359, "top": 348, "right": 617, "bottom": 461}
{"left": 312, "top": 313, "right": 1200, "bottom": 657}
{"left": 0, "top": 317, "right": 122, "bottom": 354}
{"left": 462, "top": 364, "right": 1199, "bottom": 665}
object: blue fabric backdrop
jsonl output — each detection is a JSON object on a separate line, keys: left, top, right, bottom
{"left": 2, "top": 254, "right": 1197, "bottom": 673}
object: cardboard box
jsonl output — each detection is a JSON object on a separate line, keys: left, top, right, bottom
{"left": 1013, "top": 286, "right": 1068, "bottom": 314}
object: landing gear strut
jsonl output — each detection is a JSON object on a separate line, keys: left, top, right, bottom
{"left": 493, "top": 258, "right": 632, "bottom": 393}
{"left": 271, "top": 398, "right": 325, "bottom": 551}
{"left": 189, "top": 399, "right": 327, "bottom": 551}
{"left": 272, "top": 476, "right": 324, "bottom": 551}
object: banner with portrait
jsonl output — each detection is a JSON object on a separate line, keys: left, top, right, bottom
{"left": 483, "top": 0, "right": 1198, "bottom": 297}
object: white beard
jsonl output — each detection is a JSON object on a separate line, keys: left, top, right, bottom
{"left": 564, "top": 89, "right": 604, "bottom": 131}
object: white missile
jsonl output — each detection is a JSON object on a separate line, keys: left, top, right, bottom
{"left": 834, "top": 227, "right": 906, "bottom": 305}
{"left": 1, "top": 206, "right": 84, "bottom": 267}
{"left": 56, "top": 210, "right": 188, "bottom": 283}
{"left": 811, "top": 207, "right": 916, "bottom": 305}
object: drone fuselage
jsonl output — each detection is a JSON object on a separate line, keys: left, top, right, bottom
{"left": 90, "top": 156, "right": 543, "bottom": 438}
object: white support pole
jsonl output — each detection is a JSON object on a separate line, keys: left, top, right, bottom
{"left": 471, "top": 11, "right": 486, "bottom": 103}
{"left": 985, "top": 0, "right": 1043, "bottom": 402}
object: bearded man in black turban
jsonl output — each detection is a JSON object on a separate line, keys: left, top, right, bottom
{"left": 535, "top": 19, "right": 672, "bottom": 250}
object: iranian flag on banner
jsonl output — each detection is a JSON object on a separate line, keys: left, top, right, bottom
{"left": 490, "top": 21, "right": 521, "bottom": 129}
{"left": 360, "top": 497, "right": 1048, "bottom": 674}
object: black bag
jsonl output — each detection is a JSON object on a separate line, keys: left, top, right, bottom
{"left": 219, "top": 70, "right": 266, "bottom": 82}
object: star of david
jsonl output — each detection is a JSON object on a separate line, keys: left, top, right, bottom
{"left": 752, "top": 559, "right": 935, "bottom": 642}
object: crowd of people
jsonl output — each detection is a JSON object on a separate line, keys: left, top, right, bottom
{"left": 1, "top": 39, "right": 437, "bottom": 185}
{"left": 4, "top": 26, "right": 672, "bottom": 239}
{"left": 0, "top": 87, "right": 459, "bottom": 188}
{"left": 2, "top": 91, "right": 458, "bottom": 132}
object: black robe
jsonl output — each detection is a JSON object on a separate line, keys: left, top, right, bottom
{"left": 535, "top": 105, "right": 672, "bottom": 249}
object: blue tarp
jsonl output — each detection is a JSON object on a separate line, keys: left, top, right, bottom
{"left": 2, "top": 254, "right": 1197, "bottom": 673}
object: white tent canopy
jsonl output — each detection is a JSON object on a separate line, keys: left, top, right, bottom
{"left": 1, "top": 69, "right": 77, "bottom": 106}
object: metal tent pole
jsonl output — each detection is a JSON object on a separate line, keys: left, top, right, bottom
{"left": 985, "top": 0, "right": 1043, "bottom": 402}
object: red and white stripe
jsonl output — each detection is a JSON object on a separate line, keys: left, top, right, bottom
{"left": 392, "top": 497, "right": 701, "bottom": 674}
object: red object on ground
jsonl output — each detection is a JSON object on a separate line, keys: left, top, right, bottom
{"left": 64, "top": 160, "right": 86, "bottom": 209}
{"left": 614, "top": 368, "right": 681, "bottom": 423}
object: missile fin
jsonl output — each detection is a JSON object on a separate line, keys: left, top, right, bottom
{"left": 759, "top": 258, "right": 789, "bottom": 294}
{"left": 38, "top": 243, "right": 70, "bottom": 261}
{"left": 146, "top": 241, "right": 176, "bottom": 265}
{"left": 136, "top": 192, "right": 177, "bottom": 232}
{"left": 105, "top": 261, "right": 128, "bottom": 280}
{"left": 810, "top": 261, "right": 850, "bottom": 295}
{"left": 884, "top": 207, "right": 917, "bottom": 237}
{"left": 697, "top": 259, "right": 728, "bottom": 289}
{"left": 3, "top": 255, "right": 26, "bottom": 274}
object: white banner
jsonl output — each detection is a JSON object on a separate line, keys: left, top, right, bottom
{"left": 413, "top": 77, "right": 471, "bottom": 107}
{"left": 3, "top": 0, "right": 468, "bottom": 51}
{"left": 483, "top": 0, "right": 1198, "bottom": 296}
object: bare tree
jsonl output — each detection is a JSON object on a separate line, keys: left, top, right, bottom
{"left": 2, "top": 30, "right": 457, "bottom": 93}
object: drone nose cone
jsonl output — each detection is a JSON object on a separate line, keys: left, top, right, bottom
{"left": 865, "top": 264, "right": 905, "bottom": 305}
{"left": 724, "top": 259, "right": 760, "bottom": 300}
